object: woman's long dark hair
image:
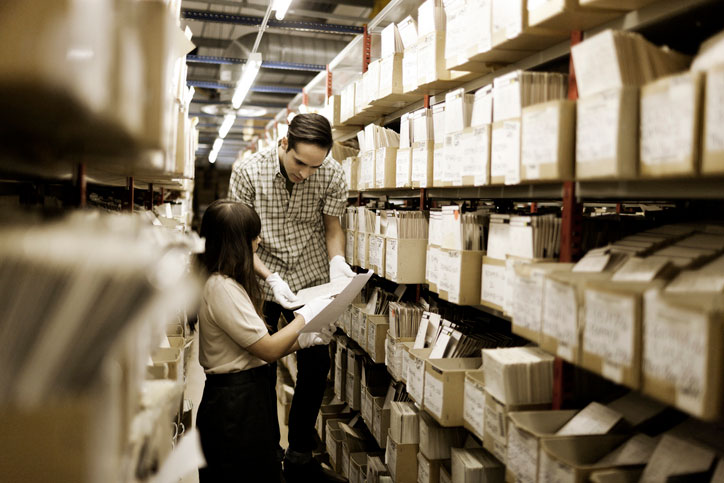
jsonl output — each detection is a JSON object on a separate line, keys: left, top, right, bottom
{"left": 197, "top": 199, "right": 264, "bottom": 317}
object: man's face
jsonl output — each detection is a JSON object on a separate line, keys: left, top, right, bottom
{"left": 280, "top": 139, "right": 327, "bottom": 183}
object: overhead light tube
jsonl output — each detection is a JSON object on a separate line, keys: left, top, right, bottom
{"left": 232, "top": 53, "right": 262, "bottom": 109}
{"left": 219, "top": 114, "right": 236, "bottom": 138}
{"left": 273, "top": 0, "right": 293, "bottom": 20}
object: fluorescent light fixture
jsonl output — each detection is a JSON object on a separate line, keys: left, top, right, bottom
{"left": 219, "top": 114, "right": 236, "bottom": 138}
{"left": 208, "top": 150, "right": 218, "bottom": 164}
{"left": 298, "top": 104, "right": 309, "bottom": 114}
{"left": 273, "top": 0, "right": 292, "bottom": 20}
{"left": 232, "top": 53, "right": 262, "bottom": 109}
{"left": 212, "top": 138, "right": 224, "bottom": 152}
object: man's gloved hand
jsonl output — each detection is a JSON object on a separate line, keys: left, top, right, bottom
{"left": 297, "top": 325, "right": 335, "bottom": 349}
{"left": 294, "top": 295, "right": 333, "bottom": 324}
{"left": 329, "top": 255, "right": 356, "bottom": 282}
{"left": 265, "top": 273, "right": 300, "bottom": 309}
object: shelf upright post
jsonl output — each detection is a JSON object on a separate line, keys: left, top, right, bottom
{"left": 530, "top": 202, "right": 537, "bottom": 213}
{"left": 326, "top": 64, "right": 333, "bottom": 99}
{"left": 147, "top": 183, "right": 153, "bottom": 210}
{"left": 160, "top": 187, "right": 165, "bottom": 205}
{"left": 302, "top": 88, "right": 309, "bottom": 108}
{"left": 423, "top": 95, "right": 430, "bottom": 109}
{"left": 75, "top": 163, "right": 86, "bottom": 208}
{"left": 363, "top": 24, "right": 371, "bottom": 73}
{"left": 554, "top": 31, "right": 584, "bottom": 411}
{"left": 126, "top": 177, "right": 135, "bottom": 212}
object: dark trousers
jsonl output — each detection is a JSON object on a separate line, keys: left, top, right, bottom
{"left": 197, "top": 365, "right": 282, "bottom": 483}
{"left": 264, "top": 301, "right": 331, "bottom": 453}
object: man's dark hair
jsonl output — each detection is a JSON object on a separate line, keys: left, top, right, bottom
{"left": 286, "top": 113, "right": 333, "bottom": 153}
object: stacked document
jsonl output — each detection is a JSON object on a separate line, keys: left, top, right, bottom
{"left": 390, "top": 401, "right": 420, "bottom": 444}
{"left": 361, "top": 124, "right": 400, "bottom": 151}
{"left": 451, "top": 448, "right": 504, "bottom": 483}
{"left": 572, "top": 29, "right": 690, "bottom": 97}
{"left": 482, "top": 347, "right": 555, "bottom": 405}
{"left": 389, "top": 301, "right": 425, "bottom": 339}
{"left": 386, "top": 210, "right": 429, "bottom": 239}
{"left": 439, "top": 205, "right": 492, "bottom": 251}
{"left": 487, "top": 213, "right": 560, "bottom": 260}
{"left": 427, "top": 319, "right": 518, "bottom": 358}
{"left": 381, "top": 22, "right": 404, "bottom": 58}
{"left": 493, "top": 70, "right": 568, "bottom": 122}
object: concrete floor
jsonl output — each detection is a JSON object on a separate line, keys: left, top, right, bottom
{"left": 180, "top": 333, "right": 289, "bottom": 483}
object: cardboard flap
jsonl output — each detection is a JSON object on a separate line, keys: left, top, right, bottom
{"left": 542, "top": 434, "right": 630, "bottom": 466}
{"left": 509, "top": 409, "right": 579, "bottom": 436}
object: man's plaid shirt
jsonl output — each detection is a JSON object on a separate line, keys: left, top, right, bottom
{"left": 228, "top": 146, "right": 348, "bottom": 301}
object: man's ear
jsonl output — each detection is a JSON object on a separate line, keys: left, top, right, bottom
{"left": 280, "top": 137, "right": 289, "bottom": 151}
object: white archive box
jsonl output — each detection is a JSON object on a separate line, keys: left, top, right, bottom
{"left": 324, "top": 94, "right": 342, "bottom": 127}
{"left": 480, "top": 256, "right": 506, "bottom": 312}
{"left": 463, "top": 370, "right": 487, "bottom": 441}
{"left": 385, "top": 238, "right": 427, "bottom": 284}
{"left": 356, "top": 232, "right": 370, "bottom": 269}
{"left": 368, "top": 234, "right": 386, "bottom": 277}
{"left": 395, "top": 148, "right": 412, "bottom": 188}
{"left": 424, "top": 356, "right": 482, "bottom": 427}
{"left": 576, "top": 87, "right": 639, "bottom": 179}
{"left": 411, "top": 141, "right": 435, "bottom": 188}
{"left": 703, "top": 64, "right": 724, "bottom": 174}
{"left": 375, "top": 147, "right": 398, "bottom": 189}
{"left": 642, "top": 289, "right": 724, "bottom": 420}
{"left": 491, "top": 0, "right": 566, "bottom": 52}
{"left": 439, "top": 126, "right": 491, "bottom": 187}
{"left": 521, "top": 99, "right": 575, "bottom": 182}
{"left": 484, "top": 391, "right": 550, "bottom": 464}
{"left": 640, "top": 71, "right": 703, "bottom": 178}
{"left": 403, "top": 45, "right": 420, "bottom": 94}
{"left": 540, "top": 271, "right": 612, "bottom": 364}
{"left": 359, "top": 150, "right": 375, "bottom": 190}
{"left": 345, "top": 229, "right": 357, "bottom": 266}
{"left": 406, "top": 348, "right": 433, "bottom": 406}
{"left": 528, "top": 0, "right": 621, "bottom": 31}
{"left": 491, "top": 120, "right": 521, "bottom": 185}
{"left": 341, "top": 81, "right": 357, "bottom": 123}
{"left": 437, "top": 249, "right": 485, "bottom": 306}
{"left": 426, "top": 244, "right": 441, "bottom": 293}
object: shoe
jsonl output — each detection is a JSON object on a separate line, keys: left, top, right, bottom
{"left": 283, "top": 457, "right": 345, "bottom": 483}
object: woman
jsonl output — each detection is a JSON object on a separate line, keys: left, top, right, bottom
{"left": 195, "top": 199, "right": 334, "bottom": 482}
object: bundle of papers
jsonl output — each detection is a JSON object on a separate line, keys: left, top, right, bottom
{"left": 390, "top": 401, "right": 420, "bottom": 444}
{"left": 386, "top": 210, "right": 429, "bottom": 239}
{"left": 509, "top": 214, "right": 561, "bottom": 259}
{"left": 346, "top": 207, "right": 357, "bottom": 231}
{"left": 493, "top": 70, "right": 568, "bottom": 122}
{"left": 381, "top": 22, "right": 404, "bottom": 58}
{"left": 440, "top": 205, "right": 492, "bottom": 251}
{"left": 571, "top": 29, "right": 690, "bottom": 98}
{"left": 482, "top": 347, "right": 554, "bottom": 405}
{"left": 365, "top": 287, "right": 395, "bottom": 315}
{"left": 451, "top": 448, "right": 504, "bottom": 483}
{"left": 471, "top": 85, "right": 494, "bottom": 127}
{"left": 389, "top": 301, "right": 425, "bottom": 339}
{"left": 445, "top": 88, "right": 475, "bottom": 134}
{"left": 361, "top": 123, "right": 400, "bottom": 151}
{"left": 412, "top": 108, "right": 434, "bottom": 143}
{"left": 428, "top": 319, "right": 518, "bottom": 359}
{"left": 357, "top": 206, "right": 377, "bottom": 233}
{"left": 397, "top": 16, "right": 418, "bottom": 50}
{"left": 419, "top": 411, "right": 468, "bottom": 460}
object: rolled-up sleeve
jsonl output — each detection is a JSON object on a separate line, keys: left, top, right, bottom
{"left": 322, "top": 161, "right": 347, "bottom": 218}
{"left": 228, "top": 161, "right": 255, "bottom": 208}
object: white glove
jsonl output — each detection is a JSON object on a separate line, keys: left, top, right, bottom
{"left": 329, "top": 255, "right": 355, "bottom": 282}
{"left": 265, "top": 273, "right": 300, "bottom": 309}
{"left": 298, "top": 325, "right": 335, "bottom": 349}
{"left": 294, "top": 295, "right": 334, "bottom": 324}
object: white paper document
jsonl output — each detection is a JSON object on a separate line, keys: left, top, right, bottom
{"left": 300, "top": 271, "right": 374, "bottom": 333}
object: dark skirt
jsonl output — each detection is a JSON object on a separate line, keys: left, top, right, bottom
{"left": 197, "top": 364, "right": 282, "bottom": 483}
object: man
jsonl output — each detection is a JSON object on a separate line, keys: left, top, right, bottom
{"left": 228, "top": 113, "right": 354, "bottom": 481}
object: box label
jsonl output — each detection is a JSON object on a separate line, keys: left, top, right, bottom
{"left": 439, "top": 250, "right": 463, "bottom": 303}
{"left": 424, "top": 372, "right": 444, "bottom": 418}
{"left": 507, "top": 424, "right": 538, "bottom": 483}
{"left": 512, "top": 271, "right": 543, "bottom": 331}
{"left": 412, "top": 144, "right": 430, "bottom": 186}
{"left": 356, "top": 232, "right": 367, "bottom": 267}
{"left": 542, "top": 278, "right": 578, "bottom": 347}
{"left": 583, "top": 290, "right": 635, "bottom": 366}
{"left": 368, "top": 322, "right": 378, "bottom": 360}
{"left": 705, "top": 69, "right": 724, "bottom": 152}
{"left": 464, "top": 378, "right": 486, "bottom": 437}
{"left": 641, "top": 80, "right": 695, "bottom": 166}
{"left": 346, "top": 231, "right": 355, "bottom": 265}
{"left": 408, "top": 356, "right": 426, "bottom": 404}
{"left": 386, "top": 238, "right": 398, "bottom": 281}
{"left": 482, "top": 262, "right": 506, "bottom": 308}
{"left": 539, "top": 448, "right": 576, "bottom": 483}
{"left": 396, "top": 149, "right": 410, "bottom": 187}
{"left": 576, "top": 90, "right": 620, "bottom": 164}
{"left": 522, "top": 106, "right": 559, "bottom": 179}
{"left": 644, "top": 297, "right": 708, "bottom": 416}
{"left": 484, "top": 397, "right": 506, "bottom": 442}
{"left": 369, "top": 235, "right": 384, "bottom": 271}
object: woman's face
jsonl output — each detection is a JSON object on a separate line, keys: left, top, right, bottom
{"left": 252, "top": 236, "right": 260, "bottom": 253}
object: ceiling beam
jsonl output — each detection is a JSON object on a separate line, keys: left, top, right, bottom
{"left": 187, "top": 55, "right": 325, "bottom": 72}
{"left": 181, "top": 9, "right": 364, "bottom": 34}
{"left": 187, "top": 0, "right": 368, "bottom": 23}
{"left": 187, "top": 80, "right": 303, "bottom": 94}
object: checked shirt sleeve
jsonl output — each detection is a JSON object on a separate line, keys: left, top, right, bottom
{"left": 322, "top": 161, "right": 348, "bottom": 218}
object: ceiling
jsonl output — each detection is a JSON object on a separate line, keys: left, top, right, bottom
{"left": 181, "top": 0, "right": 374, "bottom": 167}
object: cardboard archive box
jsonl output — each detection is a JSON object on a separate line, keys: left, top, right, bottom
{"left": 349, "top": 452, "right": 368, "bottom": 483}
{"left": 520, "top": 99, "right": 575, "bottom": 182}
{"left": 346, "top": 229, "right": 357, "bottom": 266}
{"left": 437, "top": 249, "right": 485, "bottom": 306}
{"left": 346, "top": 349, "right": 364, "bottom": 410}
{"left": 386, "top": 432, "right": 418, "bottom": 483}
{"left": 480, "top": 256, "right": 506, "bottom": 312}
{"left": 375, "top": 147, "right": 398, "bottom": 189}
{"left": 642, "top": 290, "right": 724, "bottom": 420}
{"left": 484, "top": 391, "right": 550, "bottom": 464}
{"left": 385, "top": 238, "right": 427, "bottom": 283}
{"left": 491, "top": 120, "right": 522, "bottom": 185}
{"left": 540, "top": 271, "right": 612, "bottom": 364}
{"left": 376, "top": 53, "right": 417, "bottom": 106}
{"left": 340, "top": 81, "right": 356, "bottom": 124}
{"left": 373, "top": 397, "right": 391, "bottom": 449}
{"left": 325, "top": 419, "right": 346, "bottom": 473}
{"left": 418, "top": 452, "right": 443, "bottom": 483}
{"left": 426, "top": 244, "right": 441, "bottom": 293}
{"left": 411, "top": 141, "right": 435, "bottom": 188}
{"left": 538, "top": 434, "right": 631, "bottom": 483}
{"left": 702, "top": 64, "right": 724, "bottom": 174}
{"left": 395, "top": 147, "right": 413, "bottom": 188}
{"left": 576, "top": 87, "right": 639, "bottom": 179}
{"left": 366, "top": 314, "right": 389, "bottom": 364}
{"left": 639, "top": 71, "right": 703, "bottom": 178}
{"left": 399, "top": 340, "right": 416, "bottom": 384}
{"left": 463, "top": 370, "right": 486, "bottom": 441}
{"left": 491, "top": 0, "right": 567, "bottom": 52}
{"left": 440, "top": 126, "right": 491, "bottom": 187}
{"left": 407, "top": 347, "right": 434, "bottom": 406}
{"left": 424, "top": 357, "right": 482, "bottom": 427}
{"left": 368, "top": 234, "right": 386, "bottom": 277}
{"left": 356, "top": 231, "right": 370, "bottom": 269}
{"left": 359, "top": 150, "right": 375, "bottom": 190}
{"left": 528, "top": 0, "right": 621, "bottom": 31}
{"left": 581, "top": 280, "right": 666, "bottom": 389}
{"left": 403, "top": 44, "right": 420, "bottom": 94}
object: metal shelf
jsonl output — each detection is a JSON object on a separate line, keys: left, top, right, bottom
{"left": 577, "top": 178, "right": 724, "bottom": 200}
